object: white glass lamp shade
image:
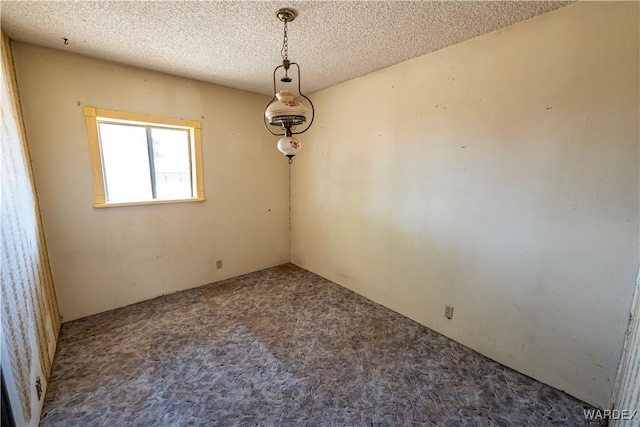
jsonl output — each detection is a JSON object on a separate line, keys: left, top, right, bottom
{"left": 265, "top": 90, "right": 309, "bottom": 128}
{"left": 277, "top": 136, "right": 300, "bottom": 157}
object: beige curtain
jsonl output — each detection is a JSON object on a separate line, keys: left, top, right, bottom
{"left": 611, "top": 276, "right": 640, "bottom": 426}
{"left": 1, "top": 31, "right": 61, "bottom": 424}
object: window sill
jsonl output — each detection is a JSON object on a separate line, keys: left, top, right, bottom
{"left": 94, "top": 197, "right": 205, "bottom": 208}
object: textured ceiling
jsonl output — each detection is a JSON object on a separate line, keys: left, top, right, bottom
{"left": 1, "top": 1, "right": 571, "bottom": 96}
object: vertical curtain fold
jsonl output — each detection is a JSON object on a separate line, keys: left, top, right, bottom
{"left": 1, "top": 31, "right": 61, "bottom": 424}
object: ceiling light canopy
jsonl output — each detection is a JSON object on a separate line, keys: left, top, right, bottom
{"left": 264, "top": 7, "right": 315, "bottom": 164}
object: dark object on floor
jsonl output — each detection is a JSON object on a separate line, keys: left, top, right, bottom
{"left": 2, "top": 368, "right": 17, "bottom": 427}
{"left": 41, "top": 264, "right": 599, "bottom": 426}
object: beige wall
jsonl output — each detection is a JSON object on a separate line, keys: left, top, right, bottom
{"left": 1, "top": 32, "right": 60, "bottom": 426}
{"left": 12, "top": 43, "right": 288, "bottom": 321}
{"left": 291, "top": 1, "right": 639, "bottom": 408}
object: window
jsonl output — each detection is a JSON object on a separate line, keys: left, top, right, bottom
{"left": 84, "top": 107, "right": 204, "bottom": 207}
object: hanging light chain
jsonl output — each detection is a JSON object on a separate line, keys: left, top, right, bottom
{"left": 280, "top": 20, "right": 289, "bottom": 62}
{"left": 279, "top": 18, "right": 291, "bottom": 81}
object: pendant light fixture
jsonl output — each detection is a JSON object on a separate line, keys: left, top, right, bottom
{"left": 264, "top": 7, "right": 315, "bottom": 164}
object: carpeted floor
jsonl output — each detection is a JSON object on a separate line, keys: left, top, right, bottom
{"left": 41, "top": 264, "right": 599, "bottom": 426}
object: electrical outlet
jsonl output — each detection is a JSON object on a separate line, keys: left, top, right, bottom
{"left": 35, "top": 376, "right": 42, "bottom": 400}
{"left": 216, "top": 260, "right": 223, "bottom": 269}
{"left": 444, "top": 305, "right": 454, "bottom": 320}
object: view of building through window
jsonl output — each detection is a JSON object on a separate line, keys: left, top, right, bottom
{"left": 98, "top": 123, "right": 192, "bottom": 203}
{"left": 151, "top": 128, "right": 192, "bottom": 200}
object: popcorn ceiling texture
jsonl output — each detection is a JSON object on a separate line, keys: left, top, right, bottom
{"left": 40, "top": 264, "right": 598, "bottom": 426}
{"left": 0, "top": 1, "right": 571, "bottom": 96}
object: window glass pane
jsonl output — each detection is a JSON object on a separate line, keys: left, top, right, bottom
{"left": 150, "top": 128, "right": 192, "bottom": 199}
{"left": 98, "top": 123, "right": 152, "bottom": 202}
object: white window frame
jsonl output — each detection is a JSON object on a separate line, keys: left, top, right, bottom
{"left": 83, "top": 107, "right": 205, "bottom": 207}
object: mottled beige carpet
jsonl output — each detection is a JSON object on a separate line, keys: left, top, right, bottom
{"left": 41, "top": 264, "right": 599, "bottom": 426}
